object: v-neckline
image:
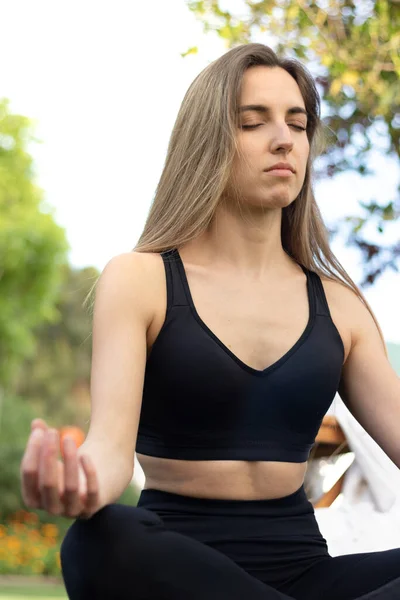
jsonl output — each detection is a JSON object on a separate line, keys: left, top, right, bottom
{"left": 174, "top": 249, "right": 316, "bottom": 377}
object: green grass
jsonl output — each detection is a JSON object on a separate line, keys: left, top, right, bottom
{"left": 0, "top": 585, "right": 67, "bottom": 599}
{"left": 0, "top": 597, "right": 65, "bottom": 600}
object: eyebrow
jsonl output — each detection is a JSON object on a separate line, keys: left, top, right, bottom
{"left": 238, "top": 104, "right": 309, "bottom": 119}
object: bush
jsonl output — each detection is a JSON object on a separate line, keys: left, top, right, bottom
{"left": 0, "top": 393, "right": 37, "bottom": 519}
{"left": 0, "top": 510, "right": 61, "bottom": 576}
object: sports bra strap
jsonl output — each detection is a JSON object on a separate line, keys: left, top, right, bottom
{"left": 308, "top": 270, "right": 331, "bottom": 318}
{"left": 161, "top": 249, "right": 188, "bottom": 309}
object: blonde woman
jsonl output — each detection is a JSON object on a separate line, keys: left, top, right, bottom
{"left": 21, "top": 44, "right": 400, "bottom": 599}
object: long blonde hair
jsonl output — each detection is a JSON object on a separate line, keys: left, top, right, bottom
{"left": 133, "top": 43, "right": 386, "bottom": 351}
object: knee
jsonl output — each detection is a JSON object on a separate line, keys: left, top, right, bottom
{"left": 61, "top": 502, "right": 164, "bottom": 564}
{"left": 60, "top": 503, "right": 164, "bottom": 597}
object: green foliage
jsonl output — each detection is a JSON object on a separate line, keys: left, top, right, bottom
{"left": 186, "top": 1, "right": 400, "bottom": 285}
{"left": 0, "top": 394, "right": 36, "bottom": 519}
{"left": 118, "top": 481, "right": 141, "bottom": 507}
{"left": 14, "top": 264, "right": 99, "bottom": 429}
{"left": 0, "top": 98, "right": 139, "bottom": 555}
{"left": 0, "top": 99, "right": 68, "bottom": 386}
{"left": 0, "top": 264, "right": 98, "bottom": 522}
{"left": 181, "top": 46, "right": 199, "bottom": 57}
{"left": 0, "top": 516, "right": 61, "bottom": 577}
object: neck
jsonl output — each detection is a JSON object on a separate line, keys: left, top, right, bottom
{"left": 186, "top": 201, "right": 293, "bottom": 279}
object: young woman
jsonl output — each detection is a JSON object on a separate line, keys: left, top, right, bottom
{"left": 21, "top": 43, "right": 400, "bottom": 599}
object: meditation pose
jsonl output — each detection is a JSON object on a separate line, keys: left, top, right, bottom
{"left": 21, "top": 43, "right": 400, "bottom": 599}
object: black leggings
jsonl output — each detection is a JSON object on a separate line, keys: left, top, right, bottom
{"left": 60, "top": 485, "right": 400, "bottom": 599}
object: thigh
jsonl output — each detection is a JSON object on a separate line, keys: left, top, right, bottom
{"left": 61, "top": 503, "right": 296, "bottom": 600}
{"left": 282, "top": 549, "right": 400, "bottom": 600}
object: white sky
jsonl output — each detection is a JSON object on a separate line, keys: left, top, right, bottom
{"left": 1, "top": 0, "right": 399, "bottom": 344}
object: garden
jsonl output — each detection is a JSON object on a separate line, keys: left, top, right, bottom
{"left": 0, "top": 509, "right": 66, "bottom": 598}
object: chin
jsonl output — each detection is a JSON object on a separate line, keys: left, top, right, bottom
{"left": 247, "top": 193, "right": 297, "bottom": 210}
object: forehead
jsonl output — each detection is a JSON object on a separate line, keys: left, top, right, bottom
{"left": 240, "top": 66, "right": 305, "bottom": 109}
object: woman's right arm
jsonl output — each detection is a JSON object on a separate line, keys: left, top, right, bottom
{"left": 21, "top": 252, "right": 155, "bottom": 518}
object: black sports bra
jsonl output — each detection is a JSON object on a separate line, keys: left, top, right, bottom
{"left": 135, "top": 249, "right": 344, "bottom": 462}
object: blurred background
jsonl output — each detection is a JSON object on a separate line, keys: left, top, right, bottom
{"left": 0, "top": 0, "right": 399, "bottom": 597}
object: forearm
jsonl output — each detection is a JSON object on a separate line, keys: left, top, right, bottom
{"left": 77, "top": 440, "right": 134, "bottom": 509}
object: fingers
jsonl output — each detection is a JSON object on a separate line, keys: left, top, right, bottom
{"left": 38, "top": 429, "right": 63, "bottom": 515}
{"left": 79, "top": 454, "right": 99, "bottom": 518}
{"left": 21, "top": 427, "right": 46, "bottom": 508}
{"left": 31, "top": 418, "right": 48, "bottom": 432}
{"left": 62, "top": 436, "right": 83, "bottom": 517}
{"left": 22, "top": 423, "right": 100, "bottom": 519}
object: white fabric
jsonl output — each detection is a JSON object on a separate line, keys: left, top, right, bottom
{"left": 332, "top": 396, "right": 400, "bottom": 513}
{"left": 315, "top": 396, "right": 400, "bottom": 555}
{"left": 315, "top": 497, "right": 400, "bottom": 556}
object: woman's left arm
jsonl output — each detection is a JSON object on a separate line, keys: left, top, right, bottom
{"left": 338, "top": 296, "right": 400, "bottom": 467}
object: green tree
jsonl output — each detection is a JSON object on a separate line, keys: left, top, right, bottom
{"left": 0, "top": 393, "right": 36, "bottom": 518}
{"left": 14, "top": 264, "right": 99, "bottom": 429}
{"left": 187, "top": 0, "right": 400, "bottom": 284}
{"left": 0, "top": 98, "right": 68, "bottom": 387}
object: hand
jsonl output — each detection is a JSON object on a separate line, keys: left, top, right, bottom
{"left": 20, "top": 419, "right": 100, "bottom": 519}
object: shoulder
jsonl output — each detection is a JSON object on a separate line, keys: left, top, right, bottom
{"left": 319, "top": 274, "right": 382, "bottom": 352}
{"left": 98, "top": 251, "right": 162, "bottom": 293}
{"left": 320, "top": 275, "right": 360, "bottom": 315}
{"left": 95, "top": 251, "right": 166, "bottom": 327}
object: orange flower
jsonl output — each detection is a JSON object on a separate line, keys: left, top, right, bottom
{"left": 32, "top": 546, "right": 44, "bottom": 558}
{"left": 12, "top": 523, "right": 27, "bottom": 534}
{"left": 7, "top": 537, "right": 21, "bottom": 551}
{"left": 24, "top": 512, "right": 39, "bottom": 525}
{"left": 41, "top": 524, "right": 58, "bottom": 538}
{"left": 28, "top": 530, "right": 41, "bottom": 541}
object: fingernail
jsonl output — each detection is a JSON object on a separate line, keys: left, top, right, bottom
{"left": 31, "top": 429, "right": 44, "bottom": 439}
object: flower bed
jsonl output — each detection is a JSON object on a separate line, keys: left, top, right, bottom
{"left": 0, "top": 511, "right": 61, "bottom": 576}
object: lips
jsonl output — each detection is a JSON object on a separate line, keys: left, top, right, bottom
{"left": 265, "top": 163, "right": 295, "bottom": 173}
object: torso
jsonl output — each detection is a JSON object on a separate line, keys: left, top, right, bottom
{"left": 136, "top": 250, "right": 353, "bottom": 500}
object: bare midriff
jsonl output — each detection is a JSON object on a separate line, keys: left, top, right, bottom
{"left": 136, "top": 454, "right": 308, "bottom": 500}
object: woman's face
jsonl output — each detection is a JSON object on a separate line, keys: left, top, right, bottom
{"left": 229, "top": 65, "right": 310, "bottom": 210}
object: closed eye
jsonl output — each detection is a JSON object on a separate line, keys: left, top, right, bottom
{"left": 241, "top": 124, "right": 306, "bottom": 131}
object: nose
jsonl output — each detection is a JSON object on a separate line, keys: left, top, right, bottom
{"left": 270, "top": 124, "right": 294, "bottom": 153}
{"left": 271, "top": 138, "right": 293, "bottom": 154}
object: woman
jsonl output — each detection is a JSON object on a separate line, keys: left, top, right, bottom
{"left": 21, "top": 43, "right": 400, "bottom": 599}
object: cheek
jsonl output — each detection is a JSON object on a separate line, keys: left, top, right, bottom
{"left": 233, "top": 140, "right": 260, "bottom": 176}
{"left": 240, "top": 135, "right": 260, "bottom": 157}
